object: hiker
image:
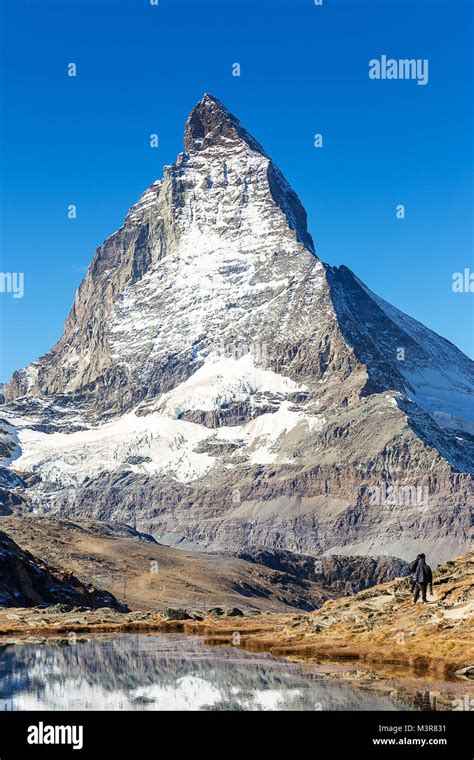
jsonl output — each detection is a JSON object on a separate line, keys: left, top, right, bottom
{"left": 411, "top": 553, "right": 433, "bottom": 603}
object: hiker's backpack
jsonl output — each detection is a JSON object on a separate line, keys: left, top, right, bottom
{"left": 416, "top": 562, "right": 431, "bottom": 583}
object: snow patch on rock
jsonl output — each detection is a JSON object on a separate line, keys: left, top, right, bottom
{"left": 11, "top": 412, "right": 214, "bottom": 485}
{"left": 158, "top": 354, "right": 306, "bottom": 416}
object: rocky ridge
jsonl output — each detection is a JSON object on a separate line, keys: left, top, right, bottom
{"left": 0, "top": 529, "right": 123, "bottom": 610}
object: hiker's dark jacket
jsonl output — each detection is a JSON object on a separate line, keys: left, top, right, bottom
{"left": 414, "top": 559, "right": 432, "bottom": 585}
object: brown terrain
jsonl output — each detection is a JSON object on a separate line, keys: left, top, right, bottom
{"left": 0, "top": 516, "right": 345, "bottom": 613}
{"left": 0, "top": 529, "right": 472, "bottom": 682}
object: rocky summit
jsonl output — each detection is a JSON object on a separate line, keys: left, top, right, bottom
{"left": 1, "top": 94, "right": 473, "bottom": 563}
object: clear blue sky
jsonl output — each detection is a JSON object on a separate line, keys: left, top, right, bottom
{"left": 0, "top": 0, "right": 473, "bottom": 383}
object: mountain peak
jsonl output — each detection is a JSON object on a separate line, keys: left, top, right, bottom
{"left": 184, "top": 93, "right": 267, "bottom": 155}
{"left": 3, "top": 92, "right": 474, "bottom": 567}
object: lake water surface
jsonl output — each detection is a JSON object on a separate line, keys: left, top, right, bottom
{"left": 0, "top": 634, "right": 467, "bottom": 711}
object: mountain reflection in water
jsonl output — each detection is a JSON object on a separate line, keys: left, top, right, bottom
{"left": 0, "top": 634, "right": 460, "bottom": 711}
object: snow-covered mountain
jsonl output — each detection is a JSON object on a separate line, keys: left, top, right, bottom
{"left": 2, "top": 94, "right": 473, "bottom": 563}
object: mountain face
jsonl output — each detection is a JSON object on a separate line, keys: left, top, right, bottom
{"left": 1, "top": 94, "right": 473, "bottom": 564}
